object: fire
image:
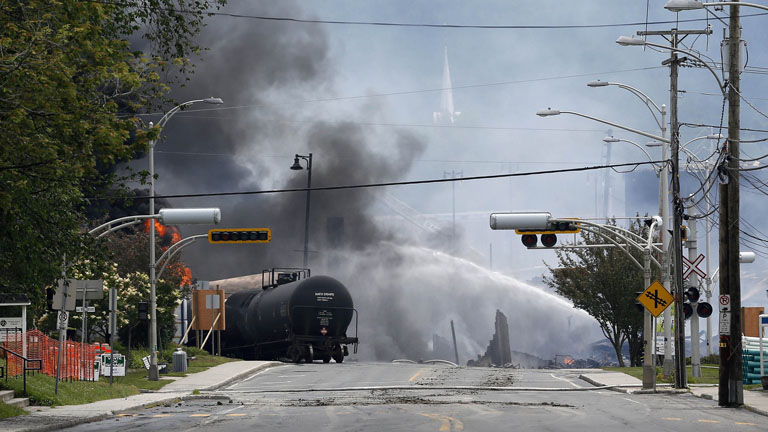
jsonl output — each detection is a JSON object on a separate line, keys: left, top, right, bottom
{"left": 179, "top": 266, "right": 193, "bottom": 286}
{"left": 563, "top": 356, "right": 575, "bottom": 365}
{"left": 144, "top": 219, "right": 190, "bottom": 286}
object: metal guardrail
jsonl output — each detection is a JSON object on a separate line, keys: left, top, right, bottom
{"left": 0, "top": 345, "right": 42, "bottom": 397}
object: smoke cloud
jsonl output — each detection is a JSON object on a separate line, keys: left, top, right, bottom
{"left": 139, "top": 1, "right": 602, "bottom": 361}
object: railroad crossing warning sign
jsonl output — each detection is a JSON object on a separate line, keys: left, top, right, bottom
{"left": 637, "top": 281, "right": 674, "bottom": 317}
{"left": 682, "top": 254, "right": 706, "bottom": 280}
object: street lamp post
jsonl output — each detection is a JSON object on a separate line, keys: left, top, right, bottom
{"left": 147, "top": 97, "right": 223, "bottom": 381}
{"left": 537, "top": 109, "right": 669, "bottom": 389}
{"left": 588, "top": 81, "right": 678, "bottom": 376}
{"left": 291, "top": 154, "right": 313, "bottom": 268}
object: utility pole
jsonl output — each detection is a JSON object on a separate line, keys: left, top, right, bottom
{"left": 638, "top": 26, "right": 711, "bottom": 389}
{"left": 720, "top": 2, "right": 743, "bottom": 407}
{"left": 444, "top": 170, "right": 463, "bottom": 252}
{"left": 669, "top": 29, "right": 688, "bottom": 390}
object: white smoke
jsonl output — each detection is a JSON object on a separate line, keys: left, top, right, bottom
{"left": 333, "top": 242, "right": 602, "bottom": 363}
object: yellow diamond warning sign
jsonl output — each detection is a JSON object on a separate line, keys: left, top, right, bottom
{"left": 637, "top": 281, "right": 674, "bottom": 317}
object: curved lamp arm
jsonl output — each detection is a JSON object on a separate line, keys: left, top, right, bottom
{"left": 589, "top": 80, "right": 665, "bottom": 131}
{"left": 155, "top": 234, "right": 207, "bottom": 280}
{"left": 538, "top": 109, "right": 669, "bottom": 143}
{"left": 616, "top": 36, "right": 726, "bottom": 97}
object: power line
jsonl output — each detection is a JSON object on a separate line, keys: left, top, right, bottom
{"left": 90, "top": 1, "right": 768, "bottom": 30}
{"left": 108, "top": 160, "right": 664, "bottom": 201}
{"left": 128, "top": 66, "right": 665, "bottom": 119}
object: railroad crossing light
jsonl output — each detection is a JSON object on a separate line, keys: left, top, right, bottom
{"left": 541, "top": 234, "right": 557, "bottom": 248}
{"left": 685, "top": 286, "right": 700, "bottom": 303}
{"left": 683, "top": 302, "right": 693, "bottom": 320}
{"left": 681, "top": 225, "right": 688, "bottom": 242}
{"left": 209, "top": 228, "right": 271, "bottom": 244}
{"left": 697, "top": 302, "right": 713, "bottom": 318}
{"left": 138, "top": 301, "right": 149, "bottom": 321}
{"left": 515, "top": 220, "right": 580, "bottom": 248}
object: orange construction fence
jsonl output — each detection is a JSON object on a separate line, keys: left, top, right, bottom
{"left": 1, "top": 330, "right": 102, "bottom": 381}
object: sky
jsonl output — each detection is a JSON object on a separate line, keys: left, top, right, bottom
{"left": 135, "top": 0, "right": 768, "bottom": 360}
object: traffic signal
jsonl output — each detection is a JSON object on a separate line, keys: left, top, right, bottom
{"left": 515, "top": 220, "right": 580, "bottom": 248}
{"left": 683, "top": 302, "right": 693, "bottom": 319}
{"left": 208, "top": 228, "right": 271, "bottom": 244}
{"left": 685, "top": 286, "right": 700, "bottom": 303}
{"left": 697, "top": 302, "right": 713, "bottom": 318}
{"left": 521, "top": 234, "right": 537, "bottom": 248}
{"left": 138, "top": 302, "right": 149, "bottom": 321}
{"left": 634, "top": 292, "right": 644, "bottom": 312}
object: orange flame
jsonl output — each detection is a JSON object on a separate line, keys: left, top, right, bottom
{"left": 563, "top": 357, "right": 575, "bottom": 365}
{"left": 144, "top": 220, "right": 190, "bottom": 286}
{"left": 179, "top": 266, "right": 192, "bottom": 286}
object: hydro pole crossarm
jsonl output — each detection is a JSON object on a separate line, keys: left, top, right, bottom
{"left": 155, "top": 234, "right": 208, "bottom": 280}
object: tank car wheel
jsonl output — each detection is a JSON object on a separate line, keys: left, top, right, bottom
{"left": 331, "top": 344, "right": 344, "bottom": 363}
{"left": 287, "top": 345, "right": 302, "bottom": 363}
{"left": 304, "top": 345, "right": 314, "bottom": 363}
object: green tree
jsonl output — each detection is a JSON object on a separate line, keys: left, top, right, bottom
{"left": 544, "top": 220, "right": 654, "bottom": 367}
{"left": 0, "top": 0, "right": 224, "bottom": 317}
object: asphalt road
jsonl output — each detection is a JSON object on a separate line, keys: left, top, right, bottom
{"left": 66, "top": 362, "right": 766, "bottom": 431}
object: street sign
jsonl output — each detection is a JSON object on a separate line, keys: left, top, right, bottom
{"left": 75, "top": 306, "right": 96, "bottom": 313}
{"left": 0, "top": 317, "right": 22, "bottom": 342}
{"left": 720, "top": 312, "right": 731, "bottom": 335}
{"left": 101, "top": 353, "right": 126, "bottom": 376}
{"left": 73, "top": 279, "right": 104, "bottom": 300}
{"left": 57, "top": 311, "right": 69, "bottom": 330}
{"left": 53, "top": 279, "right": 77, "bottom": 311}
{"left": 719, "top": 294, "right": 731, "bottom": 312}
{"left": 682, "top": 254, "right": 706, "bottom": 280}
{"left": 637, "top": 281, "right": 674, "bottom": 317}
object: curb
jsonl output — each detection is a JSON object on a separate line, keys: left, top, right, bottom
{"left": 204, "top": 361, "right": 283, "bottom": 391}
{"left": 1, "top": 362, "right": 283, "bottom": 432}
{"left": 689, "top": 390, "right": 768, "bottom": 418}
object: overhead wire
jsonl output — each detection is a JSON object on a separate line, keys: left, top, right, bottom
{"left": 86, "top": 1, "right": 768, "bottom": 30}
{"left": 92, "top": 160, "right": 665, "bottom": 201}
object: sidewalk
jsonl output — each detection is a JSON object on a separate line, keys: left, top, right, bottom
{"left": 580, "top": 370, "right": 768, "bottom": 417}
{"left": 0, "top": 360, "right": 281, "bottom": 432}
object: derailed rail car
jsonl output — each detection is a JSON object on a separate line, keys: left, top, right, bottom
{"left": 222, "top": 270, "right": 358, "bottom": 363}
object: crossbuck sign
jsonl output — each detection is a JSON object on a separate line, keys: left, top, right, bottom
{"left": 682, "top": 254, "right": 706, "bottom": 280}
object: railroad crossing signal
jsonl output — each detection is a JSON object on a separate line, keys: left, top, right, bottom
{"left": 636, "top": 281, "right": 674, "bottom": 317}
{"left": 208, "top": 228, "right": 271, "bottom": 244}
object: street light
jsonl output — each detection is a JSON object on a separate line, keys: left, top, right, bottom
{"left": 536, "top": 109, "right": 669, "bottom": 143}
{"left": 602, "top": 136, "right": 659, "bottom": 169}
{"left": 147, "top": 97, "right": 223, "bottom": 381}
{"left": 615, "top": 36, "right": 726, "bottom": 96}
{"left": 290, "top": 153, "right": 313, "bottom": 268}
{"left": 588, "top": 80, "right": 677, "bottom": 374}
{"left": 665, "top": 0, "right": 768, "bottom": 12}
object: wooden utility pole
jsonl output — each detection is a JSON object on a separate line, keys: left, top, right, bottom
{"left": 719, "top": 1, "right": 743, "bottom": 407}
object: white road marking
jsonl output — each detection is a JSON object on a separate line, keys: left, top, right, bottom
{"left": 621, "top": 397, "right": 641, "bottom": 404}
{"left": 224, "top": 365, "right": 290, "bottom": 389}
{"left": 549, "top": 373, "right": 581, "bottom": 388}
